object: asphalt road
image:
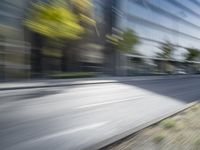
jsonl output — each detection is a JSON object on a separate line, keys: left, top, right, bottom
{"left": 0, "top": 77, "right": 200, "bottom": 150}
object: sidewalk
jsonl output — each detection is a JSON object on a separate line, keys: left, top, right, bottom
{"left": 0, "top": 75, "right": 200, "bottom": 90}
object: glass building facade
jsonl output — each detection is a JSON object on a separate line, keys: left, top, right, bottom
{"left": 117, "top": 0, "right": 200, "bottom": 60}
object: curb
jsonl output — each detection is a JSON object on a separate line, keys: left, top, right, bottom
{"left": 86, "top": 101, "right": 199, "bottom": 150}
{"left": 1, "top": 75, "right": 200, "bottom": 91}
{"left": 0, "top": 81, "right": 115, "bottom": 91}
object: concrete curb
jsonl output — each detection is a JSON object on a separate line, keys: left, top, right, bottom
{"left": 87, "top": 101, "right": 199, "bottom": 150}
{"left": 0, "top": 81, "right": 118, "bottom": 91}
{"left": 1, "top": 75, "right": 200, "bottom": 91}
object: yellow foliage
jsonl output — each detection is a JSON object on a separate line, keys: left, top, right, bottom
{"left": 71, "top": 0, "right": 96, "bottom": 26}
{"left": 71, "top": 0, "right": 93, "bottom": 13}
{"left": 24, "top": 2, "right": 84, "bottom": 39}
{"left": 80, "top": 14, "right": 96, "bottom": 25}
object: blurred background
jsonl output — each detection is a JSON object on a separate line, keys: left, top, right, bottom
{"left": 1, "top": 1, "right": 200, "bottom": 150}
{"left": 1, "top": 0, "right": 200, "bottom": 80}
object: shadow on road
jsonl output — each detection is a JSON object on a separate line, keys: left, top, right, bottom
{"left": 120, "top": 77, "right": 200, "bottom": 103}
{"left": 0, "top": 89, "right": 62, "bottom": 104}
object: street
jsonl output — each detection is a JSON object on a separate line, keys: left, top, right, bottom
{"left": 0, "top": 77, "right": 200, "bottom": 150}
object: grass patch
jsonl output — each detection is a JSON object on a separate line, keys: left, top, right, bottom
{"left": 193, "top": 138, "right": 200, "bottom": 150}
{"left": 48, "top": 72, "right": 96, "bottom": 79}
{"left": 160, "top": 118, "right": 176, "bottom": 129}
{"left": 191, "top": 104, "right": 200, "bottom": 112}
{"left": 106, "top": 103, "right": 200, "bottom": 150}
{"left": 153, "top": 133, "right": 165, "bottom": 144}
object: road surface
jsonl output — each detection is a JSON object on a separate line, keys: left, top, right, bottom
{"left": 0, "top": 77, "right": 200, "bottom": 150}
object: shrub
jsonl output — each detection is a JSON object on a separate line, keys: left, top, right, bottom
{"left": 153, "top": 133, "right": 165, "bottom": 144}
{"left": 160, "top": 119, "right": 176, "bottom": 129}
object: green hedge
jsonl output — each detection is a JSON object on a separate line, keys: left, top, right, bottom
{"left": 48, "top": 72, "right": 96, "bottom": 79}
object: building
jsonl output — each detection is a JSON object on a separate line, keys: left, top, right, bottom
{"left": 114, "top": 0, "right": 200, "bottom": 74}
{"left": 0, "top": 0, "right": 108, "bottom": 79}
{"left": 0, "top": 0, "right": 30, "bottom": 80}
{"left": 1, "top": 0, "right": 200, "bottom": 80}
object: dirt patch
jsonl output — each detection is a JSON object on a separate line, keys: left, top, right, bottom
{"left": 105, "top": 103, "right": 200, "bottom": 150}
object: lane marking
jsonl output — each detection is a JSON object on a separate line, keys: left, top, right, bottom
{"left": 76, "top": 96, "right": 144, "bottom": 109}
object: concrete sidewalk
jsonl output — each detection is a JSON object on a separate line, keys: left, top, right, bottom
{"left": 0, "top": 75, "right": 200, "bottom": 90}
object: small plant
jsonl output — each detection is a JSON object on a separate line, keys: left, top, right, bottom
{"left": 193, "top": 138, "right": 200, "bottom": 150}
{"left": 160, "top": 119, "right": 176, "bottom": 129}
{"left": 175, "top": 122, "right": 185, "bottom": 131}
{"left": 153, "top": 133, "right": 165, "bottom": 144}
{"left": 191, "top": 104, "right": 200, "bottom": 112}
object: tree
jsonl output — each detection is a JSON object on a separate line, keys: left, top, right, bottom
{"left": 106, "top": 29, "right": 139, "bottom": 53}
{"left": 24, "top": 0, "right": 95, "bottom": 73}
{"left": 156, "top": 41, "right": 174, "bottom": 59}
{"left": 155, "top": 41, "right": 175, "bottom": 74}
{"left": 118, "top": 29, "right": 139, "bottom": 53}
{"left": 24, "top": 1, "right": 84, "bottom": 40}
{"left": 62, "top": 0, "right": 96, "bottom": 71}
{"left": 185, "top": 48, "right": 200, "bottom": 61}
{"left": 106, "top": 29, "right": 139, "bottom": 75}
{"left": 70, "top": 0, "right": 96, "bottom": 27}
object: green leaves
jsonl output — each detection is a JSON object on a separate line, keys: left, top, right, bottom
{"left": 24, "top": 2, "right": 84, "bottom": 39}
{"left": 24, "top": 0, "right": 96, "bottom": 40}
{"left": 106, "top": 29, "right": 139, "bottom": 53}
{"left": 185, "top": 48, "right": 200, "bottom": 61}
{"left": 157, "top": 41, "right": 174, "bottom": 59}
{"left": 118, "top": 29, "right": 139, "bottom": 52}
